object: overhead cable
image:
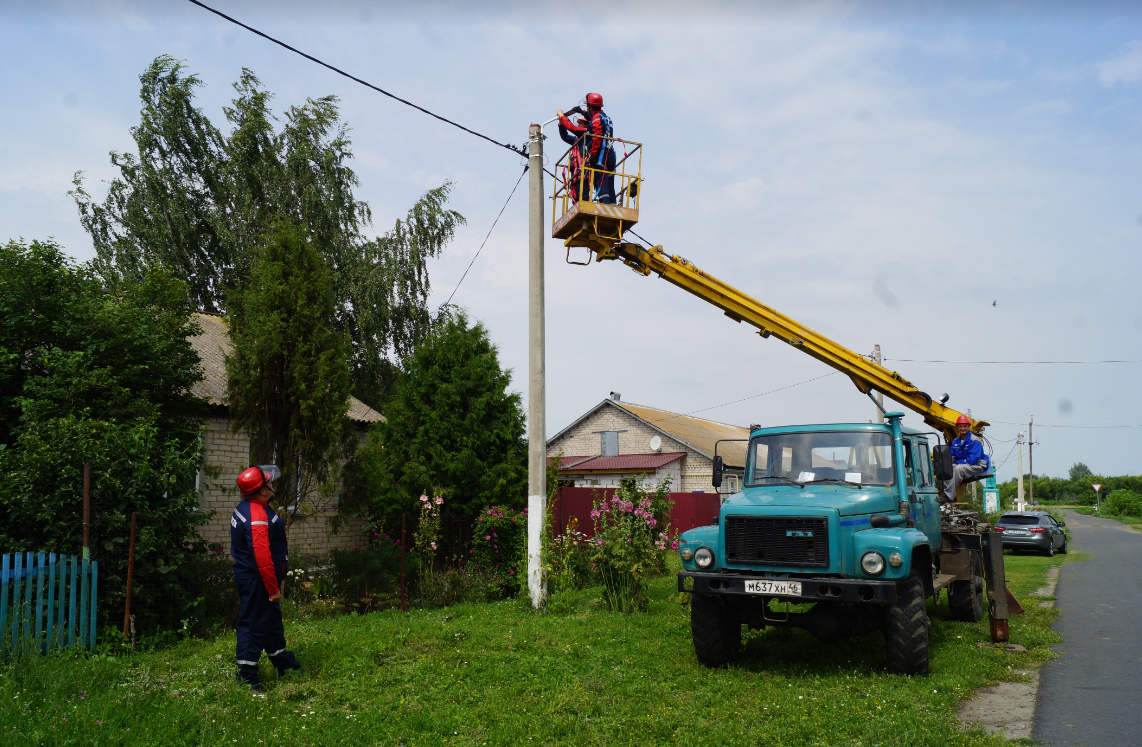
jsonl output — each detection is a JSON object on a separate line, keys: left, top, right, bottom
{"left": 188, "top": 0, "right": 526, "bottom": 156}
{"left": 443, "top": 166, "right": 528, "bottom": 308}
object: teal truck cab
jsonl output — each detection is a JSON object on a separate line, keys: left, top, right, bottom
{"left": 678, "top": 412, "right": 1007, "bottom": 675}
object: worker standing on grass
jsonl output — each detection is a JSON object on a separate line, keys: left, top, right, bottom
{"left": 940, "top": 415, "right": 990, "bottom": 503}
{"left": 558, "top": 92, "right": 616, "bottom": 203}
{"left": 232, "top": 465, "right": 301, "bottom": 694}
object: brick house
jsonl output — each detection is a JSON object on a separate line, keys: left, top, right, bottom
{"left": 188, "top": 312, "right": 383, "bottom": 556}
{"left": 546, "top": 393, "right": 749, "bottom": 495}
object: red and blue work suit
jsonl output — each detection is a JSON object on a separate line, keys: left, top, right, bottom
{"left": 559, "top": 108, "right": 617, "bottom": 203}
{"left": 230, "top": 497, "right": 300, "bottom": 684}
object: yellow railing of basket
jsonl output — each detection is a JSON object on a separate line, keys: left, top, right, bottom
{"left": 551, "top": 134, "right": 642, "bottom": 228}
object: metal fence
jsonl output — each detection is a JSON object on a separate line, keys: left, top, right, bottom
{"left": 0, "top": 553, "right": 98, "bottom": 654}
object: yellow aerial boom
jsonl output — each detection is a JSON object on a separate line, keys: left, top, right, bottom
{"left": 551, "top": 137, "right": 987, "bottom": 444}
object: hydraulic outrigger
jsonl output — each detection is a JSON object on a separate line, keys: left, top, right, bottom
{"left": 551, "top": 136, "right": 1019, "bottom": 648}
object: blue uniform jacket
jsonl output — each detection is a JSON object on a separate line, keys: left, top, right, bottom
{"left": 950, "top": 433, "right": 989, "bottom": 469}
{"left": 230, "top": 498, "right": 288, "bottom": 596}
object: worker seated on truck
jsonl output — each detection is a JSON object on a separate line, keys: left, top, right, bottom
{"left": 558, "top": 92, "right": 616, "bottom": 204}
{"left": 940, "top": 414, "right": 990, "bottom": 503}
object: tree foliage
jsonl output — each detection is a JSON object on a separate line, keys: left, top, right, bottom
{"left": 0, "top": 238, "right": 210, "bottom": 634}
{"left": 1068, "top": 462, "right": 1093, "bottom": 480}
{"left": 0, "top": 238, "right": 205, "bottom": 447}
{"left": 225, "top": 219, "right": 352, "bottom": 529}
{"left": 349, "top": 310, "right": 526, "bottom": 519}
{"left": 72, "top": 55, "right": 464, "bottom": 408}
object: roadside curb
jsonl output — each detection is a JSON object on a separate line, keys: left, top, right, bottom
{"left": 954, "top": 562, "right": 1061, "bottom": 739}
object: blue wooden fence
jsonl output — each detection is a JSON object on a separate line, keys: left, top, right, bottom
{"left": 0, "top": 553, "right": 98, "bottom": 654}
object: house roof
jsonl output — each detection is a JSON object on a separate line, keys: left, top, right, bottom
{"left": 558, "top": 452, "right": 686, "bottom": 474}
{"left": 547, "top": 455, "right": 592, "bottom": 468}
{"left": 188, "top": 312, "right": 384, "bottom": 424}
{"left": 547, "top": 398, "right": 750, "bottom": 468}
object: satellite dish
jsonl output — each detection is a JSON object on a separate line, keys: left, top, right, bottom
{"left": 649, "top": 436, "right": 662, "bottom": 452}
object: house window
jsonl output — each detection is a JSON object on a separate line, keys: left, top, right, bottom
{"left": 601, "top": 431, "right": 620, "bottom": 456}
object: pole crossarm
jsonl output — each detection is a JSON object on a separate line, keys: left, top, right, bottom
{"left": 603, "top": 242, "right": 987, "bottom": 441}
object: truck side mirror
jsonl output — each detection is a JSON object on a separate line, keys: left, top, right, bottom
{"left": 712, "top": 456, "right": 723, "bottom": 489}
{"left": 932, "top": 444, "right": 954, "bottom": 482}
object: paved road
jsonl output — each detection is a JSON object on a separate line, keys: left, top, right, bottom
{"left": 1034, "top": 510, "right": 1142, "bottom": 746}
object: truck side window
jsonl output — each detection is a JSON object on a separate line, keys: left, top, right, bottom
{"left": 903, "top": 440, "right": 915, "bottom": 487}
{"left": 917, "top": 442, "right": 932, "bottom": 487}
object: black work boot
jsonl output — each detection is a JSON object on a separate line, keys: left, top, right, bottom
{"left": 270, "top": 650, "right": 301, "bottom": 677}
{"left": 237, "top": 664, "right": 263, "bottom": 694}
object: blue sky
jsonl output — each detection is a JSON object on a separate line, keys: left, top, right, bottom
{"left": 3, "top": 1, "right": 1141, "bottom": 481}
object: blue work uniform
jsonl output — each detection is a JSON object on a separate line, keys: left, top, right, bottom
{"left": 230, "top": 497, "right": 300, "bottom": 685}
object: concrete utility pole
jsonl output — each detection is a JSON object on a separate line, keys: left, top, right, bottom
{"left": 1016, "top": 433, "right": 1025, "bottom": 511}
{"left": 870, "top": 345, "right": 884, "bottom": 422}
{"left": 1028, "top": 416, "right": 1034, "bottom": 505}
{"left": 526, "top": 123, "right": 547, "bottom": 609}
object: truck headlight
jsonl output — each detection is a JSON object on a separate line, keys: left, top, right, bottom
{"left": 680, "top": 548, "right": 693, "bottom": 561}
{"left": 861, "top": 551, "right": 886, "bottom": 575}
{"left": 888, "top": 552, "right": 903, "bottom": 568}
{"left": 694, "top": 547, "right": 714, "bottom": 568}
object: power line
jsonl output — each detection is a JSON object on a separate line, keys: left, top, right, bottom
{"left": 188, "top": 0, "right": 526, "bottom": 157}
{"left": 988, "top": 420, "right": 1142, "bottom": 430}
{"left": 443, "top": 166, "right": 528, "bottom": 308}
{"left": 629, "top": 372, "right": 840, "bottom": 430}
{"left": 886, "top": 358, "right": 1142, "bottom": 364}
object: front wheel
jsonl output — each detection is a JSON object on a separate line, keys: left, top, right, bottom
{"left": 690, "top": 593, "right": 741, "bottom": 668}
{"left": 948, "top": 551, "right": 984, "bottom": 622}
{"left": 885, "top": 568, "right": 930, "bottom": 675}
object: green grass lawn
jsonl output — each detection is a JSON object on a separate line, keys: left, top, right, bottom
{"left": 1071, "top": 506, "right": 1142, "bottom": 529}
{"left": 0, "top": 554, "right": 1074, "bottom": 747}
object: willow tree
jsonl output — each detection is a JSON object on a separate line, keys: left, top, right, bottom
{"left": 72, "top": 55, "right": 464, "bottom": 408}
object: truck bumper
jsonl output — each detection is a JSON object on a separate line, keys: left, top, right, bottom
{"left": 678, "top": 572, "right": 898, "bottom": 604}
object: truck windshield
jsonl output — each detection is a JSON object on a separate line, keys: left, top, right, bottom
{"left": 746, "top": 431, "right": 896, "bottom": 487}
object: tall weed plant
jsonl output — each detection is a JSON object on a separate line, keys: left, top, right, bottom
{"left": 471, "top": 506, "right": 527, "bottom": 599}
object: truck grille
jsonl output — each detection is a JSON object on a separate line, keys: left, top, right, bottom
{"left": 724, "top": 516, "right": 829, "bottom": 567}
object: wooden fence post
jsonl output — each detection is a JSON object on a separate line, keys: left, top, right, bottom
{"left": 123, "top": 512, "right": 137, "bottom": 639}
{"left": 400, "top": 513, "right": 406, "bottom": 613}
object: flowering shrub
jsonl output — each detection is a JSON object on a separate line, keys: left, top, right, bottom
{"left": 471, "top": 505, "right": 527, "bottom": 599}
{"left": 414, "top": 494, "right": 444, "bottom": 577}
{"left": 589, "top": 478, "right": 679, "bottom": 613}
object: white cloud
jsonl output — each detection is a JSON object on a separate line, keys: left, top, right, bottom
{"left": 1096, "top": 40, "right": 1142, "bottom": 87}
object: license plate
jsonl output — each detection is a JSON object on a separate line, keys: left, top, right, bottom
{"left": 745, "top": 579, "right": 802, "bottom": 596}
{"left": 1005, "top": 530, "right": 1029, "bottom": 536}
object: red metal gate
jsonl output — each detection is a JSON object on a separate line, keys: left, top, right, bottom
{"left": 550, "top": 487, "right": 721, "bottom": 539}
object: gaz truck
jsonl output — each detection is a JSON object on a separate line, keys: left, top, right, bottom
{"left": 549, "top": 134, "right": 1018, "bottom": 675}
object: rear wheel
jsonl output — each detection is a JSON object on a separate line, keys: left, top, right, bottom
{"left": 691, "top": 593, "right": 741, "bottom": 668}
{"left": 1058, "top": 536, "right": 1068, "bottom": 554}
{"left": 948, "top": 551, "right": 984, "bottom": 622}
{"left": 1044, "top": 539, "right": 1055, "bottom": 558}
{"left": 885, "top": 569, "right": 930, "bottom": 675}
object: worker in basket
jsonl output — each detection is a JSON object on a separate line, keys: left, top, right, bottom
{"left": 940, "top": 415, "right": 991, "bottom": 503}
{"left": 557, "top": 112, "right": 589, "bottom": 201}
{"left": 231, "top": 465, "right": 301, "bottom": 694}
{"left": 557, "top": 92, "right": 617, "bottom": 204}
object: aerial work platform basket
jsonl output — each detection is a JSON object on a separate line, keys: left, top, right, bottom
{"left": 551, "top": 135, "right": 642, "bottom": 255}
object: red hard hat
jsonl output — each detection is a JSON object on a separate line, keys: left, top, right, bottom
{"left": 586, "top": 92, "right": 603, "bottom": 108}
{"left": 237, "top": 465, "right": 281, "bottom": 496}
{"left": 955, "top": 414, "right": 971, "bottom": 425}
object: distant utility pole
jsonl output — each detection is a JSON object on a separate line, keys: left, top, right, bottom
{"left": 1016, "top": 433, "right": 1025, "bottom": 510}
{"left": 1028, "top": 416, "right": 1034, "bottom": 505}
{"left": 526, "top": 123, "right": 547, "bottom": 609}
{"left": 871, "top": 345, "right": 884, "bottom": 422}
